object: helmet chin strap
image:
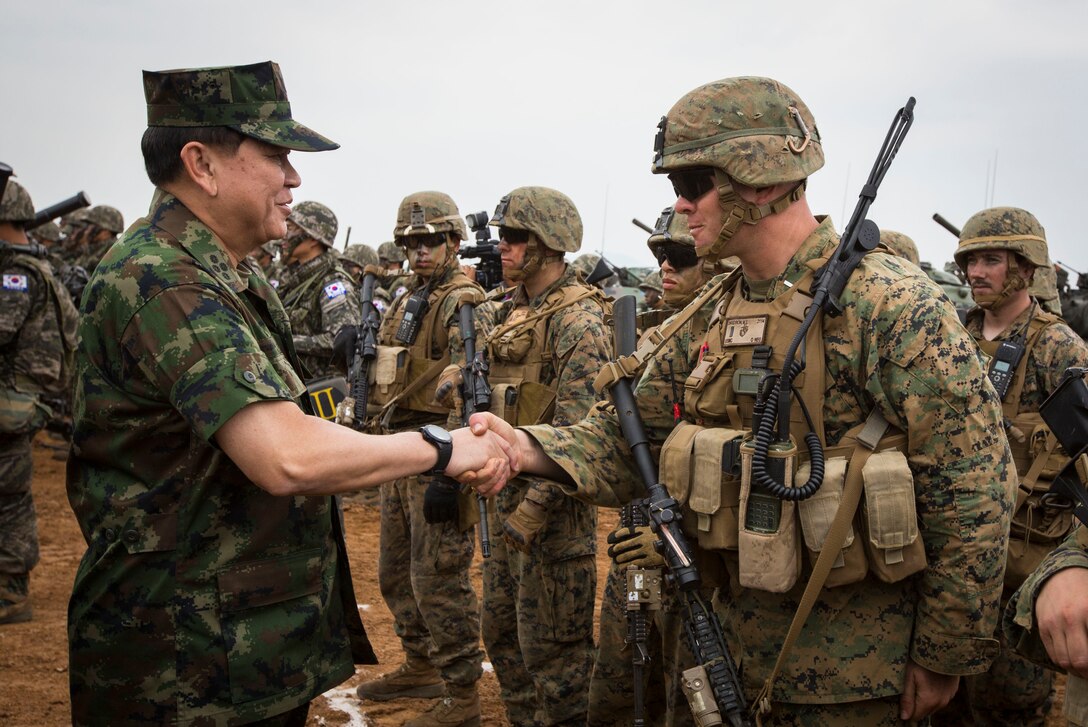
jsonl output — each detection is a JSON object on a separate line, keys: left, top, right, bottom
{"left": 506, "top": 237, "right": 548, "bottom": 283}
{"left": 700, "top": 170, "right": 807, "bottom": 260}
{"left": 973, "top": 268, "right": 1030, "bottom": 311}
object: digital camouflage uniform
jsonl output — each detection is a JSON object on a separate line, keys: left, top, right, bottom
{"left": 481, "top": 186, "right": 611, "bottom": 726}
{"left": 0, "top": 180, "right": 79, "bottom": 624}
{"left": 360, "top": 192, "right": 484, "bottom": 715}
{"left": 66, "top": 61, "right": 375, "bottom": 726}
{"left": 340, "top": 243, "right": 392, "bottom": 314}
{"left": 1005, "top": 527, "right": 1088, "bottom": 727}
{"left": 933, "top": 207, "right": 1088, "bottom": 727}
{"left": 521, "top": 77, "right": 1012, "bottom": 724}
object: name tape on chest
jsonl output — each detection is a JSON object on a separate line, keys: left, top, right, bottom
{"left": 722, "top": 315, "right": 768, "bottom": 346}
{"left": 324, "top": 280, "right": 347, "bottom": 299}
{"left": 2, "top": 274, "right": 28, "bottom": 291}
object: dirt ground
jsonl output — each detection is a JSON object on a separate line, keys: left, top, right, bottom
{"left": 0, "top": 433, "right": 1067, "bottom": 726}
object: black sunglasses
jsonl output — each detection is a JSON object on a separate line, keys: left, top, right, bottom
{"left": 668, "top": 168, "right": 717, "bottom": 201}
{"left": 499, "top": 227, "right": 531, "bottom": 244}
{"left": 652, "top": 242, "right": 699, "bottom": 270}
{"left": 399, "top": 232, "right": 448, "bottom": 251}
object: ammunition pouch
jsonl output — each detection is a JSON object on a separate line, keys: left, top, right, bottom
{"left": 370, "top": 346, "right": 409, "bottom": 406}
{"left": 796, "top": 456, "right": 868, "bottom": 588}
{"left": 488, "top": 379, "right": 557, "bottom": 427}
{"left": 738, "top": 439, "right": 801, "bottom": 593}
{"left": 860, "top": 449, "right": 927, "bottom": 583}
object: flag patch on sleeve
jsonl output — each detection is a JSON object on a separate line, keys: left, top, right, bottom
{"left": 324, "top": 281, "right": 347, "bottom": 299}
{"left": 2, "top": 274, "right": 28, "bottom": 291}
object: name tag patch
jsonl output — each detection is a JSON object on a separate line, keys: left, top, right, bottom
{"left": 722, "top": 315, "right": 767, "bottom": 346}
{"left": 324, "top": 281, "right": 347, "bottom": 299}
{"left": 2, "top": 274, "right": 28, "bottom": 291}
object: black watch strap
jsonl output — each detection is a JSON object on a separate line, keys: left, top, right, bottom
{"left": 420, "top": 425, "right": 453, "bottom": 475}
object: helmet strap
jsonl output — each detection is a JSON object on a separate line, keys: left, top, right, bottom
{"left": 506, "top": 237, "right": 548, "bottom": 282}
{"left": 701, "top": 171, "right": 807, "bottom": 260}
{"left": 973, "top": 269, "right": 1030, "bottom": 311}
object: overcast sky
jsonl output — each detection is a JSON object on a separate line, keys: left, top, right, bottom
{"left": 5, "top": 0, "right": 1087, "bottom": 273}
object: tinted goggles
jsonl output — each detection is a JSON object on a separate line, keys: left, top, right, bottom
{"left": 399, "top": 232, "right": 448, "bottom": 251}
{"left": 667, "top": 168, "right": 717, "bottom": 201}
{"left": 652, "top": 242, "right": 699, "bottom": 270}
{"left": 498, "top": 227, "right": 531, "bottom": 244}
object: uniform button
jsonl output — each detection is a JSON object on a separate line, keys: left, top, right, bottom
{"left": 123, "top": 530, "right": 139, "bottom": 544}
{"left": 104, "top": 528, "right": 116, "bottom": 541}
{"left": 243, "top": 371, "right": 257, "bottom": 383}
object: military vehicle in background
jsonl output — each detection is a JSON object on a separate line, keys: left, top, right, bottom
{"left": 1057, "top": 261, "right": 1088, "bottom": 339}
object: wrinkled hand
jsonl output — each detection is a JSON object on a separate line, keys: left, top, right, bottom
{"left": 331, "top": 325, "right": 359, "bottom": 374}
{"left": 503, "top": 498, "right": 547, "bottom": 553}
{"left": 454, "top": 413, "right": 521, "bottom": 497}
{"left": 899, "top": 660, "right": 958, "bottom": 721}
{"left": 1037, "top": 566, "right": 1088, "bottom": 679}
{"left": 606, "top": 525, "right": 663, "bottom": 567}
{"left": 423, "top": 477, "right": 460, "bottom": 524}
{"left": 434, "top": 364, "right": 463, "bottom": 409}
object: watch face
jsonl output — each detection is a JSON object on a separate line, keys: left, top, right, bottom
{"left": 423, "top": 424, "right": 452, "bottom": 444}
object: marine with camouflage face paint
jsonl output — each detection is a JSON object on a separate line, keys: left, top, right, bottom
{"left": 930, "top": 207, "right": 1088, "bottom": 727}
{"left": 459, "top": 76, "right": 1012, "bottom": 725}
{"left": 65, "top": 61, "right": 512, "bottom": 727}
{"left": 0, "top": 178, "right": 79, "bottom": 627}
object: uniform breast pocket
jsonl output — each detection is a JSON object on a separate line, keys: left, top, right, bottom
{"left": 217, "top": 549, "right": 325, "bottom": 704}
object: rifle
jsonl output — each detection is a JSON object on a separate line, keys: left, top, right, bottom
{"left": 1040, "top": 368, "right": 1088, "bottom": 527}
{"left": 932, "top": 212, "right": 961, "bottom": 238}
{"left": 450, "top": 295, "right": 492, "bottom": 557}
{"left": 347, "top": 268, "right": 381, "bottom": 430}
{"left": 608, "top": 294, "right": 750, "bottom": 727}
{"left": 30, "top": 192, "right": 91, "bottom": 230}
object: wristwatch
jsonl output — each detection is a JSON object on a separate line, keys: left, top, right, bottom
{"left": 419, "top": 424, "right": 453, "bottom": 475}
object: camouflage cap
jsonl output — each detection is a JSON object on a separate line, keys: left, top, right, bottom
{"left": 639, "top": 269, "right": 664, "bottom": 294}
{"left": 879, "top": 229, "right": 920, "bottom": 266}
{"left": 489, "top": 186, "right": 582, "bottom": 253}
{"left": 341, "top": 243, "right": 379, "bottom": 268}
{"left": 653, "top": 76, "right": 824, "bottom": 187}
{"left": 143, "top": 61, "right": 338, "bottom": 152}
{"left": 954, "top": 207, "right": 1049, "bottom": 271}
{"left": 378, "top": 240, "right": 406, "bottom": 263}
{"left": 288, "top": 201, "right": 338, "bottom": 247}
{"left": 84, "top": 205, "right": 125, "bottom": 234}
{"left": 394, "top": 191, "right": 467, "bottom": 240}
{"left": 0, "top": 179, "right": 34, "bottom": 223}
{"left": 31, "top": 220, "right": 63, "bottom": 243}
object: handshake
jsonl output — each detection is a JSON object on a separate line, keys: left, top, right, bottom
{"left": 440, "top": 412, "right": 527, "bottom": 498}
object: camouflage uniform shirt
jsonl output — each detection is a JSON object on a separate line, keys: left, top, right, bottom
{"left": 524, "top": 218, "right": 1013, "bottom": 703}
{"left": 66, "top": 190, "right": 373, "bottom": 726}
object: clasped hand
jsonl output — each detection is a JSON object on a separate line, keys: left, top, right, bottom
{"left": 445, "top": 412, "right": 522, "bottom": 495}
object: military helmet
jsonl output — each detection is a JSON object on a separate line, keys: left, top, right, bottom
{"left": 341, "top": 243, "right": 379, "bottom": 268}
{"left": 879, "top": 229, "right": 920, "bottom": 266}
{"left": 31, "top": 220, "right": 63, "bottom": 243}
{"left": 84, "top": 205, "right": 125, "bottom": 234}
{"left": 0, "top": 180, "right": 34, "bottom": 223}
{"left": 378, "top": 240, "right": 406, "bottom": 263}
{"left": 489, "top": 186, "right": 582, "bottom": 253}
{"left": 571, "top": 253, "right": 601, "bottom": 279}
{"left": 953, "top": 207, "right": 1049, "bottom": 271}
{"left": 647, "top": 207, "right": 696, "bottom": 250}
{"left": 394, "top": 191, "right": 467, "bottom": 241}
{"left": 653, "top": 76, "right": 824, "bottom": 187}
{"left": 639, "top": 269, "right": 664, "bottom": 294}
{"left": 288, "top": 200, "right": 338, "bottom": 248}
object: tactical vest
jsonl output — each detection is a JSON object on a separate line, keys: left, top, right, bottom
{"left": 977, "top": 307, "right": 1077, "bottom": 589}
{"left": 657, "top": 260, "right": 925, "bottom": 594}
{"left": 485, "top": 282, "right": 609, "bottom": 427}
{"left": 370, "top": 271, "right": 478, "bottom": 420}
{"left": 0, "top": 252, "right": 79, "bottom": 433}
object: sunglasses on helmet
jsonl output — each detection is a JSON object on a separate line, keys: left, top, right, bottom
{"left": 398, "top": 232, "right": 448, "bottom": 251}
{"left": 668, "top": 168, "right": 717, "bottom": 202}
{"left": 499, "top": 227, "right": 531, "bottom": 244}
{"left": 652, "top": 242, "right": 699, "bottom": 270}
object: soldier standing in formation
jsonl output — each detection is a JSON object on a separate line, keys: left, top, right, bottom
{"left": 355, "top": 192, "right": 486, "bottom": 727}
{"left": 0, "top": 179, "right": 79, "bottom": 626}
{"left": 340, "top": 243, "right": 393, "bottom": 313}
{"left": 638, "top": 269, "right": 665, "bottom": 311}
{"left": 478, "top": 186, "right": 612, "bottom": 726}
{"left": 931, "top": 207, "right": 1088, "bottom": 726}
{"left": 64, "top": 61, "right": 511, "bottom": 726}
{"left": 74, "top": 204, "right": 124, "bottom": 273}
{"left": 276, "top": 201, "right": 361, "bottom": 380}
{"left": 378, "top": 239, "right": 412, "bottom": 301}
{"left": 462, "top": 76, "right": 1013, "bottom": 724}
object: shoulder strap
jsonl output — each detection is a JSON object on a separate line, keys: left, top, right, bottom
{"left": 1004, "top": 307, "right": 1062, "bottom": 411}
{"left": 485, "top": 284, "right": 601, "bottom": 347}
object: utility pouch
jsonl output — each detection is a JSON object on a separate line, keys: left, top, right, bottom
{"left": 680, "top": 664, "right": 724, "bottom": 727}
{"left": 684, "top": 353, "right": 736, "bottom": 421}
{"left": 738, "top": 440, "right": 800, "bottom": 592}
{"left": 796, "top": 457, "right": 868, "bottom": 588}
{"left": 489, "top": 383, "right": 519, "bottom": 424}
{"left": 457, "top": 488, "right": 481, "bottom": 533}
{"left": 512, "top": 380, "right": 556, "bottom": 426}
{"left": 861, "top": 450, "right": 927, "bottom": 583}
{"left": 370, "top": 346, "right": 409, "bottom": 405}
{"left": 0, "top": 388, "right": 46, "bottom": 434}
{"left": 689, "top": 427, "right": 746, "bottom": 551}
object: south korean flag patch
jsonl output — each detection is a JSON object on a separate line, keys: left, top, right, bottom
{"left": 324, "top": 280, "right": 347, "bottom": 300}
{"left": 2, "top": 274, "right": 28, "bottom": 291}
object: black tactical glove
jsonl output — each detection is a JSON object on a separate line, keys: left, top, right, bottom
{"left": 606, "top": 525, "right": 664, "bottom": 567}
{"left": 330, "top": 325, "right": 359, "bottom": 374}
{"left": 423, "top": 477, "right": 460, "bottom": 524}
